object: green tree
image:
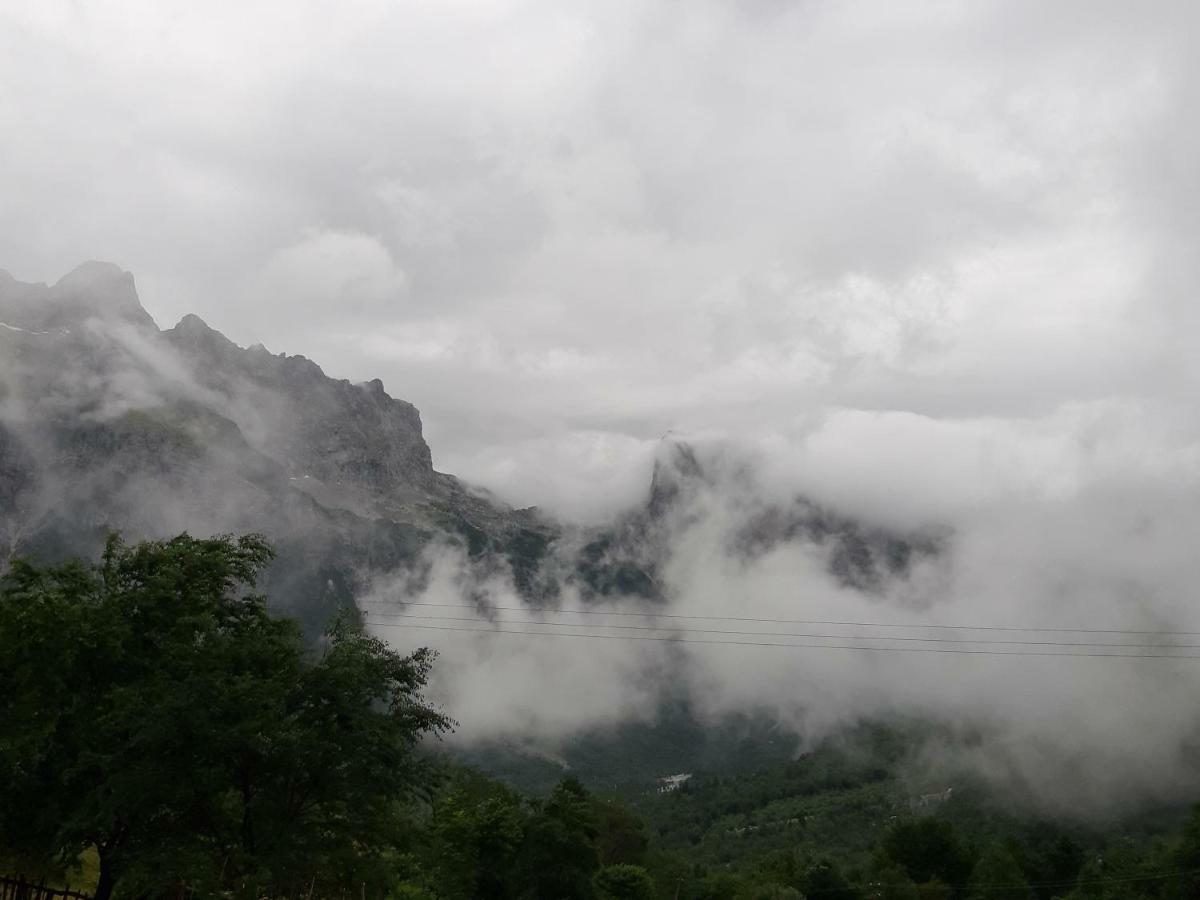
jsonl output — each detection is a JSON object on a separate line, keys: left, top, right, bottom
{"left": 1167, "top": 805, "right": 1200, "bottom": 900}
{"left": 595, "top": 863, "right": 656, "bottom": 900}
{"left": 919, "top": 877, "right": 954, "bottom": 900}
{"left": 1012, "top": 825, "right": 1082, "bottom": 900}
{"left": 967, "top": 845, "right": 1034, "bottom": 900}
{"left": 690, "top": 873, "right": 750, "bottom": 900}
{"left": 800, "top": 858, "right": 861, "bottom": 900}
{"left": 737, "top": 884, "right": 803, "bottom": 900}
{"left": 425, "top": 780, "right": 527, "bottom": 899}
{"left": 0, "top": 533, "right": 450, "bottom": 899}
{"left": 518, "top": 777, "right": 602, "bottom": 899}
{"left": 882, "top": 818, "right": 973, "bottom": 889}
{"left": 594, "top": 799, "right": 650, "bottom": 867}
{"left": 873, "top": 866, "right": 921, "bottom": 900}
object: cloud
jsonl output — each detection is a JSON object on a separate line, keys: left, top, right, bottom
{"left": 7, "top": 0, "right": 1200, "bottom": 811}
{"left": 245, "top": 228, "right": 408, "bottom": 340}
{"left": 2, "top": 2, "right": 1192, "bottom": 476}
{"left": 366, "top": 543, "right": 668, "bottom": 739}
{"left": 368, "top": 433, "right": 1200, "bottom": 814}
{"left": 436, "top": 429, "right": 659, "bottom": 523}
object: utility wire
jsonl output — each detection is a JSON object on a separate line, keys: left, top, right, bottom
{"left": 990, "top": 867, "right": 1200, "bottom": 890}
{"left": 362, "top": 618, "right": 1200, "bottom": 659}
{"left": 798, "top": 866, "right": 1200, "bottom": 894}
{"left": 363, "top": 609, "right": 1200, "bottom": 888}
{"left": 361, "top": 621, "right": 1200, "bottom": 882}
{"left": 361, "top": 600, "right": 1199, "bottom": 637}
{"left": 366, "top": 610, "right": 1200, "bottom": 649}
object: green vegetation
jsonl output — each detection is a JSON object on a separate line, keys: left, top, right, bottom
{"left": 0, "top": 534, "right": 449, "bottom": 898}
{"left": 613, "top": 730, "right": 1200, "bottom": 900}
{"left": 5, "top": 534, "right": 1200, "bottom": 898}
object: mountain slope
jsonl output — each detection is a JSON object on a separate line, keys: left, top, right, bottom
{"left": 0, "top": 262, "right": 938, "bottom": 641}
{"left": 0, "top": 263, "right": 554, "bottom": 631}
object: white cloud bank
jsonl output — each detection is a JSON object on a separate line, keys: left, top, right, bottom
{"left": 2, "top": 1, "right": 1197, "bottom": 524}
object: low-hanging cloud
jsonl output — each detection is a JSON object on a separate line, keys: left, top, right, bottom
{"left": 365, "top": 422, "right": 1200, "bottom": 816}
{"left": 7, "top": 0, "right": 1200, "bottom": 815}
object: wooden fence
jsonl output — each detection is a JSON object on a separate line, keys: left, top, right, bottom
{"left": 0, "top": 876, "right": 92, "bottom": 900}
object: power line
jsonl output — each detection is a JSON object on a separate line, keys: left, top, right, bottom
{"left": 802, "top": 866, "right": 1200, "bottom": 894}
{"left": 362, "top": 618, "right": 1200, "bottom": 659}
{"left": 993, "top": 867, "right": 1200, "bottom": 891}
{"left": 362, "top": 610, "right": 1200, "bottom": 892}
{"left": 366, "top": 611, "right": 1200, "bottom": 650}
{"left": 360, "top": 600, "right": 1200, "bottom": 637}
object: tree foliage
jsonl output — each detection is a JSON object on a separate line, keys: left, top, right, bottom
{"left": 882, "top": 817, "right": 973, "bottom": 888}
{"left": 594, "top": 863, "right": 656, "bottom": 900}
{"left": 967, "top": 844, "right": 1034, "bottom": 900}
{"left": 0, "top": 533, "right": 451, "bottom": 898}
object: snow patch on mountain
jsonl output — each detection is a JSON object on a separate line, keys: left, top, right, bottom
{"left": 0, "top": 321, "right": 48, "bottom": 335}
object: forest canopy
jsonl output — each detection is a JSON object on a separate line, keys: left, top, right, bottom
{"left": 0, "top": 533, "right": 450, "bottom": 899}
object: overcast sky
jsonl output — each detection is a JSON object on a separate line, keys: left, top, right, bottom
{"left": 2, "top": 0, "right": 1198, "bottom": 521}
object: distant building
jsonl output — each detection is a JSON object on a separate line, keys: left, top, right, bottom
{"left": 657, "top": 773, "right": 693, "bottom": 793}
{"left": 914, "top": 787, "right": 953, "bottom": 808}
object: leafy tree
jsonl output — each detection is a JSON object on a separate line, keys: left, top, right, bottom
{"left": 518, "top": 777, "right": 602, "bottom": 899}
{"left": 689, "top": 872, "right": 750, "bottom": 900}
{"left": 883, "top": 818, "right": 973, "bottom": 889}
{"left": 594, "top": 863, "right": 656, "bottom": 900}
{"left": 226, "top": 610, "right": 451, "bottom": 893}
{"left": 1061, "top": 858, "right": 1106, "bottom": 900}
{"left": 1072, "top": 839, "right": 1168, "bottom": 900}
{"left": 967, "top": 844, "right": 1034, "bottom": 900}
{"left": 425, "top": 780, "right": 527, "bottom": 899}
{"left": 1167, "top": 805, "right": 1200, "bottom": 900}
{"left": 919, "top": 877, "right": 954, "bottom": 900}
{"left": 594, "top": 799, "right": 650, "bottom": 866}
{"left": 0, "top": 533, "right": 450, "bottom": 899}
{"left": 1011, "top": 825, "right": 1083, "bottom": 900}
{"left": 736, "top": 884, "right": 803, "bottom": 900}
{"left": 874, "top": 866, "right": 921, "bottom": 900}
{"left": 800, "top": 858, "right": 861, "bottom": 900}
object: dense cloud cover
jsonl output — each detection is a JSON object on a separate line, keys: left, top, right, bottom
{"left": 6, "top": 1, "right": 1200, "bottom": 812}
{"left": 3, "top": 0, "right": 1198, "bottom": 522}
{"left": 364, "top": 437, "right": 1200, "bottom": 816}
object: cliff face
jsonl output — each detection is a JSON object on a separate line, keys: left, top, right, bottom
{"left": 0, "top": 262, "right": 937, "bottom": 634}
{"left": 0, "top": 263, "right": 553, "bottom": 631}
{"left": 0, "top": 262, "right": 953, "bottom": 786}
{"left": 165, "top": 314, "right": 434, "bottom": 495}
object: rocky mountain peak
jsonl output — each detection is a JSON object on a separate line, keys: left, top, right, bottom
{"left": 647, "top": 438, "right": 707, "bottom": 514}
{"left": 161, "top": 308, "right": 436, "bottom": 497}
{"left": 51, "top": 261, "right": 155, "bottom": 330}
{"left": 173, "top": 312, "right": 217, "bottom": 334}
{"left": 166, "top": 313, "right": 242, "bottom": 362}
{"left": 55, "top": 259, "right": 130, "bottom": 287}
{"left": 1, "top": 261, "right": 939, "bottom": 638}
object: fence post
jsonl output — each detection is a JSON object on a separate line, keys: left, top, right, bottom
{"left": 0, "top": 877, "right": 92, "bottom": 900}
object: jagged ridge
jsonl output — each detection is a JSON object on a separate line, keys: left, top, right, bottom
{"left": 0, "top": 263, "right": 937, "bottom": 634}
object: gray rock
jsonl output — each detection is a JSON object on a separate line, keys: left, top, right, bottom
{"left": 0, "top": 262, "right": 938, "bottom": 635}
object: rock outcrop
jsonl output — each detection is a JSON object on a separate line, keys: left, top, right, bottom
{"left": 0, "top": 262, "right": 937, "bottom": 635}
{"left": 0, "top": 263, "right": 554, "bottom": 632}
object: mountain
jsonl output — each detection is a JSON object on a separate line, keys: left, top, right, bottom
{"left": 0, "top": 263, "right": 937, "bottom": 631}
{"left": 0, "top": 261, "right": 949, "bottom": 784}
{"left": 0, "top": 262, "right": 555, "bottom": 632}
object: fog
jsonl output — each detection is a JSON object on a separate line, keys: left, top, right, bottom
{"left": 365, "top": 428, "right": 1200, "bottom": 815}
{"left": 6, "top": 0, "right": 1200, "bottom": 815}
{"left": 4, "top": 1, "right": 1199, "bottom": 525}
